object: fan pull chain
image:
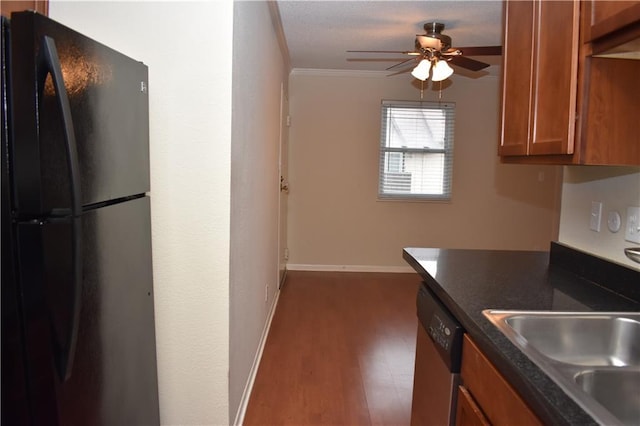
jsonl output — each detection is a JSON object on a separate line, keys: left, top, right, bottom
{"left": 420, "top": 80, "right": 424, "bottom": 100}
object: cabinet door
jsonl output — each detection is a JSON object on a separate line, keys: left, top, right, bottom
{"left": 455, "top": 386, "right": 491, "bottom": 426}
{"left": 500, "top": 0, "right": 580, "bottom": 157}
{"left": 500, "top": 0, "right": 535, "bottom": 156}
{"left": 460, "top": 335, "right": 542, "bottom": 425}
{"left": 530, "top": 1, "right": 579, "bottom": 155}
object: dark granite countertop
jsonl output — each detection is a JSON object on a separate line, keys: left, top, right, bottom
{"left": 403, "top": 242, "right": 640, "bottom": 426}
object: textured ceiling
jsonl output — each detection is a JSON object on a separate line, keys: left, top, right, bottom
{"left": 276, "top": 0, "right": 504, "bottom": 75}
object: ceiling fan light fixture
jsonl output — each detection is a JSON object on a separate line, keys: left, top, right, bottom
{"left": 411, "top": 59, "right": 432, "bottom": 81}
{"left": 416, "top": 35, "right": 442, "bottom": 50}
{"left": 431, "top": 60, "right": 454, "bottom": 81}
{"left": 416, "top": 22, "right": 452, "bottom": 51}
{"left": 346, "top": 20, "right": 499, "bottom": 81}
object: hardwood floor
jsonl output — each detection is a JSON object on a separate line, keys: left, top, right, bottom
{"left": 243, "top": 271, "right": 422, "bottom": 426}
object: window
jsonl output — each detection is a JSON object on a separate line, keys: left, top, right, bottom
{"left": 378, "top": 100, "right": 455, "bottom": 200}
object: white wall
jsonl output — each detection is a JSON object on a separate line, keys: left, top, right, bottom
{"left": 50, "top": 2, "right": 233, "bottom": 424}
{"left": 559, "top": 167, "right": 640, "bottom": 270}
{"left": 287, "top": 70, "right": 562, "bottom": 269}
{"left": 230, "top": 1, "right": 286, "bottom": 423}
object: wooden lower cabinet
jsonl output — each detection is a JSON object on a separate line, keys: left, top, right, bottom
{"left": 456, "top": 385, "right": 490, "bottom": 426}
{"left": 456, "top": 335, "right": 542, "bottom": 426}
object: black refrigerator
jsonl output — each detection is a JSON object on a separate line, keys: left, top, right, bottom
{"left": 1, "top": 11, "right": 160, "bottom": 425}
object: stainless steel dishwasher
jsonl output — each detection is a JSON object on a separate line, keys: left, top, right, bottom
{"left": 411, "top": 283, "right": 464, "bottom": 426}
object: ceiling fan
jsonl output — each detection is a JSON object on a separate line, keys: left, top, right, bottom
{"left": 348, "top": 22, "right": 502, "bottom": 81}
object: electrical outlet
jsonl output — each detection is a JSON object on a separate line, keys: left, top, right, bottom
{"left": 590, "top": 201, "right": 602, "bottom": 232}
{"left": 625, "top": 206, "right": 640, "bottom": 243}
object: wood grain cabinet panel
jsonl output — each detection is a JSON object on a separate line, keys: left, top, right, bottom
{"left": 499, "top": 0, "right": 640, "bottom": 165}
{"left": 500, "top": 0, "right": 535, "bottom": 156}
{"left": 0, "top": 1, "right": 48, "bottom": 17}
{"left": 587, "top": 0, "right": 640, "bottom": 42}
{"left": 458, "top": 335, "right": 542, "bottom": 426}
{"left": 455, "top": 385, "right": 491, "bottom": 426}
{"left": 500, "top": 0, "right": 580, "bottom": 158}
{"left": 580, "top": 57, "right": 640, "bottom": 164}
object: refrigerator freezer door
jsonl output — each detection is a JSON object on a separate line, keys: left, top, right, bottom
{"left": 9, "top": 11, "right": 149, "bottom": 216}
{"left": 57, "top": 196, "right": 159, "bottom": 425}
{"left": 14, "top": 196, "right": 159, "bottom": 425}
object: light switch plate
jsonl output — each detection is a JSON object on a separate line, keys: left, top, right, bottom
{"left": 625, "top": 206, "right": 640, "bottom": 243}
{"left": 590, "top": 202, "right": 602, "bottom": 232}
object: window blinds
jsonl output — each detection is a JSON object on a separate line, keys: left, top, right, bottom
{"left": 378, "top": 100, "right": 455, "bottom": 200}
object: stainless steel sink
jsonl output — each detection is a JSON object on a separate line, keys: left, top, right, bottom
{"left": 574, "top": 370, "right": 640, "bottom": 425}
{"left": 503, "top": 313, "right": 640, "bottom": 366}
{"left": 483, "top": 310, "right": 640, "bottom": 426}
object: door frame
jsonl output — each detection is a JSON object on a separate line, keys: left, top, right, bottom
{"left": 277, "top": 82, "right": 289, "bottom": 288}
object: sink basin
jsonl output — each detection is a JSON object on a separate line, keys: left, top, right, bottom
{"left": 504, "top": 314, "right": 640, "bottom": 366}
{"left": 574, "top": 370, "right": 640, "bottom": 425}
{"left": 483, "top": 310, "right": 640, "bottom": 426}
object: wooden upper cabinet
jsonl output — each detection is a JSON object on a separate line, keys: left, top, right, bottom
{"left": 586, "top": 1, "right": 640, "bottom": 58}
{"left": 500, "top": 1, "right": 534, "bottom": 156}
{"left": 500, "top": 1, "right": 580, "bottom": 158}
{"left": 587, "top": 1, "right": 640, "bottom": 42}
{"left": 500, "top": 0, "right": 640, "bottom": 165}
{"left": 0, "top": 1, "right": 48, "bottom": 17}
{"left": 579, "top": 57, "right": 640, "bottom": 165}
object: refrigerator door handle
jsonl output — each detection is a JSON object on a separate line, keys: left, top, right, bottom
{"left": 37, "top": 35, "right": 82, "bottom": 216}
{"left": 37, "top": 36, "right": 83, "bottom": 382}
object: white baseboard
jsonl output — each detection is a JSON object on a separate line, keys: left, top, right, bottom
{"left": 286, "top": 264, "right": 415, "bottom": 273}
{"left": 233, "top": 289, "right": 281, "bottom": 426}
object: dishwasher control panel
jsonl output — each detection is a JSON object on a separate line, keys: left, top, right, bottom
{"left": 416, "top": 283, "right": 464, "bottom": 372}
{"left": 427, "top": 312, "right": 457, "bottom": 352}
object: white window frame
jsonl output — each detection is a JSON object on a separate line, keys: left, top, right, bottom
{"left": 378, "top": 100, "right": 455, "bottom": 201}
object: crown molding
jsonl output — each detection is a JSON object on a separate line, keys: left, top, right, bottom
{"left": 268, "top": 1, "right": 292, "bottom": 74}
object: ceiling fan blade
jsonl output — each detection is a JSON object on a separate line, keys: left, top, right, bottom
{"left": 449, "top": 55, "right": 490, "bottom": 72}
{"left": 347, "top": 50, "right": 420, "bottom": 56}
{"left": 386, "top": 57, "right": 418, "bottom": 71}
{"left": 387, "top": 67, "right": 413, "bottom": 77}
{"left": 453, "top": 46, "right": 502, "bottom": 56}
